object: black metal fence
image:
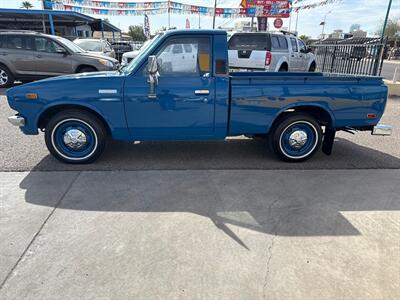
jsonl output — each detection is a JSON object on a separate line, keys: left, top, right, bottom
{"left": 311, "top": 38, "right": 386, "bottom": 76}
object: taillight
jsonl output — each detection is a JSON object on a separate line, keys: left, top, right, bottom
{"left": 265, "top": 51, "right": 272, "bottom": 66}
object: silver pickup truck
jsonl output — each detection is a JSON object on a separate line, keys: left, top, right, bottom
{"left": 228, "top": 31, "right": 316, "bottom": 72}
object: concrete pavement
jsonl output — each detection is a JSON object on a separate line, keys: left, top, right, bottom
{"left": 1, "top": 170, "right": 399, "bottom": 299}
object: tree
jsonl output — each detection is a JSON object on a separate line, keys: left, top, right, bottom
{"left": 299, "top": 34, "right": 310, "bottom": 43}
{"left": 20, "top": 1, "right": 33, "bottom": 9}
{"left": 376, "top": 18, "right": 400, "bottom": 39}
{"left": 127, "top": 25, "right": 146, "bottom": 41}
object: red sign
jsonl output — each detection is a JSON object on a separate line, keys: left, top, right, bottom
{"left": 241, "top": 0, "right": 290, "bottom": 18}
{"left": 274, "top": 18, "right": 283, "bottom": 29}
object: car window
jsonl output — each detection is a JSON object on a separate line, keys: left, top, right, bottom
{"left": 228, "top": 34, "right": 270, "bottom": 51}
{"left": 298, "top": 39, "right": 306, "bottom": 52}
{"left": 104, "top": 41, "right": 112, "bottom": 52}
{"left": 278, "top": 36, "right": 288, "bottom": 49}
{"left": 6, "top": 35, "right": 33, "bottom": 50}
{"left": 155, "top": 37, "right": 210, "bottom": 76}
{"left": 35, "top": 37, "right": 65, "bottom": 53}
{"left": 75, "top": 40, "right": 102, "bottom": 52}
{"left": 290, "top": 38, "right": 298, "bottom": 52}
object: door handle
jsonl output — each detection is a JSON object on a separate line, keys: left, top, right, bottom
{"left": 36, "top": 54, "right": 42, "bottom": 58}
{"left": 195, "top": 90, "right": 210, "bottom": 95}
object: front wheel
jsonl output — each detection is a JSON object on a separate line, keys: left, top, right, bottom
{"left": 45, "top": 110, "right": 106, "bottom": 164}
{"left": 270, "top": 113, "right": 322, "bottom": 162}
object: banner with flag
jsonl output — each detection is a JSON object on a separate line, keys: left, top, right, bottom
{"left": 144, "top": 14, "right": 150, "bottom": 40}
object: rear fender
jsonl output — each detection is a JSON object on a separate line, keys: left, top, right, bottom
{"left": 269, "top": 103, "right": 336, "bottom": 133}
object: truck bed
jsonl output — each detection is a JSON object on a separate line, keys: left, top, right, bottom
{"left": 228, "top": 72, "right": 388, "bottom": 135}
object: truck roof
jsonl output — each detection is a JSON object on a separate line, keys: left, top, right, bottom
{"left": 164, "top": 29, "right": 227, "bottom": 36}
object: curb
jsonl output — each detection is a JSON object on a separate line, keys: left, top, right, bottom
{"left": 384, "top": 79, "right": 400, "bottom": 97}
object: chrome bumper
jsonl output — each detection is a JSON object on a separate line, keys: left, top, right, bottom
{"left": 8, "top": 115, "right": 25, "bottom": 127}
{"left": 372, "top": 124, "right": 392, "bottom": 136}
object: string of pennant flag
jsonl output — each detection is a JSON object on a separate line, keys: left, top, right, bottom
{"left": 50, "top": 0, "right": 341, "bottom": 18}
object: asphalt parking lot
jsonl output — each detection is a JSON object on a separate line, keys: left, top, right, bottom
{"left": 1, "top": 88, "right": 399, "bottom": 299}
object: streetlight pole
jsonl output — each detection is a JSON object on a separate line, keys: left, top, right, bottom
{"left": 321, "top": 11, "right": 332, "bottom": 39}
{"left": 381, "top": 0, "right": 393, "bottom": 39}
{"left": 212, "top": 0, "right": 217, "bottom": 29}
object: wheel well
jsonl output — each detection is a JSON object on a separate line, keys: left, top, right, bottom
{"left": 310, "top": 61, "right": 316, "bottom": 67}
{"left": 272, "top": 106, "right": 333, "bottom": 129}
{"left": 75, "top": 65, "right": 97, "bottom": 73}
{"left": 38, "top": 105, "right": 111, "bottom": 134}
{"left": 279, "top": 62, "right": 288, "bottom": 71}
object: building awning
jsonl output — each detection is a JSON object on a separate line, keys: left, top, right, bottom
{"left": 0, "top": 8, "right": 120, "bottom": 33}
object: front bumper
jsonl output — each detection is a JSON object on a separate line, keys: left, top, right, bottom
{"left": 8, "top": 115, "right": 25, "bottom": 127}
{"left": 372, "top": 124, "right": 392, "bottom": 136}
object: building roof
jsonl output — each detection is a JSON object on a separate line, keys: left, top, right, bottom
{"left": 0, "top": 8, "right": 120, "bottom": 32}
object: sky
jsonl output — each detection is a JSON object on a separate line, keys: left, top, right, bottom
{"left": 0, "top": 0, "right": 399, "bottom": 38}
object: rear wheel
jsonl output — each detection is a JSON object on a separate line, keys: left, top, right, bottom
{"left": 270, "top": 113, "right": 322, "bottom": 162}
{"left": 44, "top": 110, "right": 106, "bottom": 164}
{"left": 0, "top": 65, "right": 14, "bottom": 88}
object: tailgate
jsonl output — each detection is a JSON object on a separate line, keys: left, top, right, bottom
{"left": 228, "top": 50, "right": 267, "bottom": 69}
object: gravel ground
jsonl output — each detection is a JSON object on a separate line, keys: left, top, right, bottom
{"left": 1, "top": 91, "right": 399, "bottom": 171}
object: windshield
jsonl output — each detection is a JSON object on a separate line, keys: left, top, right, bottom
{"left": 55, "top": 36, "right": 85, "bottom": 53}
{"left": 75, "top": 40, "right": 103, "bottom": 52}
{"left": 123, "top": 34, "right": 163, "bottom": 73}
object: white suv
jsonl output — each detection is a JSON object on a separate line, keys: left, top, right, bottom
{"left": 228, "top": 32, "right": 316, "bottom": 72}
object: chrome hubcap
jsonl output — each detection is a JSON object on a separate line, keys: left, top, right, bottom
{"left": 63, "top": 129, "right": 87, "bottom": 150}
{"left": 0, "top": 69, "right": 8, "bottom": 85}
{"left": 288, "top": 130, "right": 308, "bottom": 149}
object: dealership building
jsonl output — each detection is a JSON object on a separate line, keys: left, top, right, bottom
{"left": 0, "top": 8, "right": 121, "bottom": 40}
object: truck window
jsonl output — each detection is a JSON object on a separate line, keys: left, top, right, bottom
{"left": 172, "top": 44, "right": 183, "bottom": 54}
{"left": 290, "top": 38, "right": 298, "bottom": 52}
{"left": 155, "top": 37, "right": 210, "bottom": 76}
{"left": 298, "top": 39, "right": 306, "bottom": 53}
{"left": 228, "top": 34, "right": 270, "bottom": 51}
{"left": 183, "top": 44, "right": 192, "bottom": 53}
{"left": 277, "top": 36, "right": 288, "bottom": 49}
{"left": 271, "top": 36, "right": 280, "bottom": 49}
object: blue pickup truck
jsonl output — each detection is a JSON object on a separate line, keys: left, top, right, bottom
{"left": 7, "top": 30, "right": 392, "bottom": 164}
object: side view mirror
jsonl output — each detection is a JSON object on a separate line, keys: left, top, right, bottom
{"left": 148, "top": 55, "right": 158, "bottom": 74}
{"left": 306, "top": 47, "right": 313, "bottom": 53}
{"left": 56, "top": 48, "right": 68, "bottom": 55}
{"left": 147, "top": 55, "right": 159, "bottom": 99}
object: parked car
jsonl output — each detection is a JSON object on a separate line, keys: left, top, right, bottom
{"left": 111, "top": 41, "right": 133, "bottom": 62}
{"left": 73, "top": 38, "right": 115, "bottom": 59}
{"left": 228, "top": 32, "right": 316, "bottom": 72}
{"left": 0, "top": 30, "right": 119, "bottom": 88}
{"left": 121, "top": 39, "right": 152, "bottom": 66}
{"left": 7, "top": 30, "right": 391, "bottom": 164}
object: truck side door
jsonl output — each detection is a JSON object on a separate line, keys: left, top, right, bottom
{"left": 124, "top": 36, "right": 216, "bottom": 139}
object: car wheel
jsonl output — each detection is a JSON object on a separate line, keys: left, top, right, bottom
{"left": 45, "top": 110, "right": 106, "bottom": 164}
{"left": 270, "top": 113, "right": 322, "bottom": 162}
{"left": 0, "top": 65, "right": 14, "bottom": 88}
{"left": 77, "top": 66, "right": 97, "bottom": 73}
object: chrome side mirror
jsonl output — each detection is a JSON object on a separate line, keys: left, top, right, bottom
{"left": 147, "top": 55, "right": 159, "bottom": 99}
